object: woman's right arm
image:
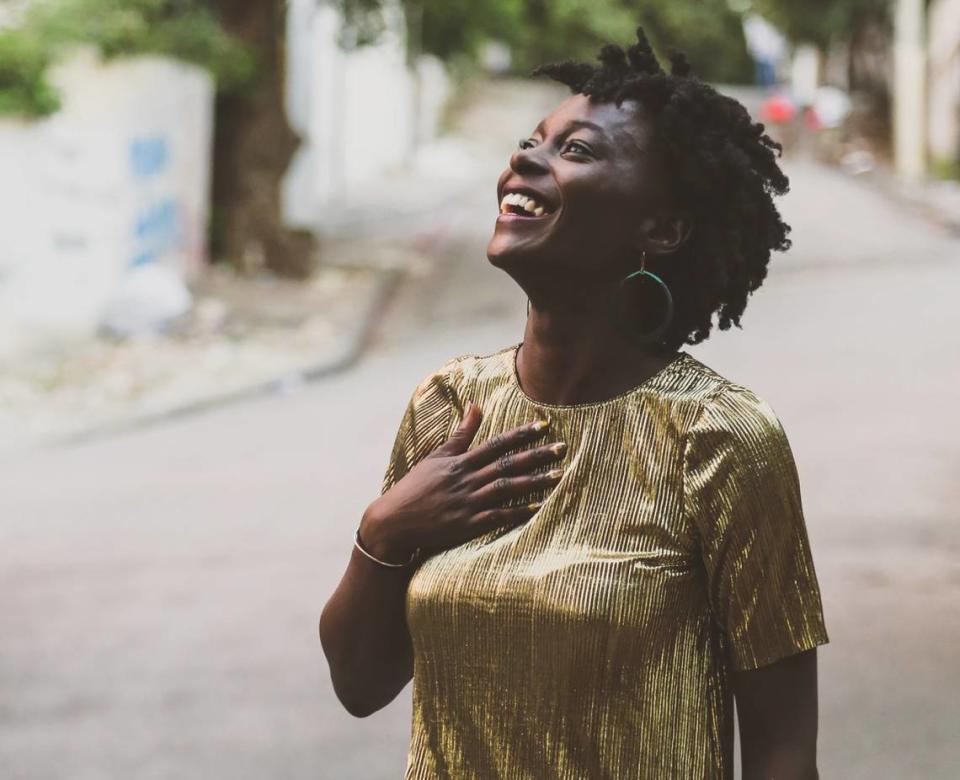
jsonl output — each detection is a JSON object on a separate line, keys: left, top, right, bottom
{"left": 316, "top": 508, "right": 421, "bottom": 718}
{"left": 319, "top": 402, "right": 565, "bottom": 717}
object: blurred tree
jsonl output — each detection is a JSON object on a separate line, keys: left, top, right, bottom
{"left": 755, "top": 0, "right": 890, "bottom": 48}
{"left": 337, "top": 0, "right": 753, "bottom": 84}
{"left": 209, "top": 0, "right": 316, "bottom": 278}
{"left": 755, "top": 0, "right": 894, "bottom": 93}
{"left": 0, "top": 0, "right": 251, "bottom": 118}
{"left": 625, "top": 2, "right": 754, "bottom": 84}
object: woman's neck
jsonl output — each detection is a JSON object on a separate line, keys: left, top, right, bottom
{"left": 517, "top": 298, "right": 678, "bottom": 406}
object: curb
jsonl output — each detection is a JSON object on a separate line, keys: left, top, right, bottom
{"left": 53, "top": 265, "right": 405, "bottom": 448}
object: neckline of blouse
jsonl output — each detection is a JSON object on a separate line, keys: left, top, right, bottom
{"left": 507, "top": 342, "right": 692, "bottom": 411}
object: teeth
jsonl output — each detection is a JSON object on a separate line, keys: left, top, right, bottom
{"left": 500, "top": 191, "right": 550, "bottom": 216}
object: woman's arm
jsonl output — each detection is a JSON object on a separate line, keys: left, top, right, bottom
{"left": 318, "top": 504, "right": 420, "bottom": 718}
{"left": 732, "top": 648, "right": 820, "bottom": 779}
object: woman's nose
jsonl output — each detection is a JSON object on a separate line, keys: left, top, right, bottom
{"left": 509, "top": 145, "right": 549, "bottom": 175}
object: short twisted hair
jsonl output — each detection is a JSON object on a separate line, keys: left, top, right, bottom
{"left": 533, "top": 27, "right": 792, "bottom": 349}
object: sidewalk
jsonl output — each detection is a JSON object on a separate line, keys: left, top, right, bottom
{"left": 0, "top": 264, "right": 397, "bottom": 452}
{"left": 863, "top": 168, "right": 960, "bottom": 235}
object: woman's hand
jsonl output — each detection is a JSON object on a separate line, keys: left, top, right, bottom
{"left": 360, "top": 402, "right": 565, "bottom": 561}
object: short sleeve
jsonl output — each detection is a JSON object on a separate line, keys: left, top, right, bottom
{"left": 683, "top": 384, "right": 829, "bottom": 671}
{"left": 379, "top": 363, "right": 458, "bottom": 496}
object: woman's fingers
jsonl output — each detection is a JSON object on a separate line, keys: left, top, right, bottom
{"left": 469, "top": 502, "right": 545, "bottom": 535}
{"left": 459, "top": 418, "right": 552, "bottom": 468}
{"left": 473, "top": 440, "right": 567, "bottom": 484}
{"left": 469, "top": 469, "right": 564, "bottom": 510}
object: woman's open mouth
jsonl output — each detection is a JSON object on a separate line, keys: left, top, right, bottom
{"left": 498, "top": 192, "right": 555, "bottom": 220}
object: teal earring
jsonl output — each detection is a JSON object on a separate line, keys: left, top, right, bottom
{"left": 609, "top": 250, "right": 674, "bottom": 344}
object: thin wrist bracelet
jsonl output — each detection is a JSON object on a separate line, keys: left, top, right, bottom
{"left": 354, "top": 527, "right": 421, "bottom": 568}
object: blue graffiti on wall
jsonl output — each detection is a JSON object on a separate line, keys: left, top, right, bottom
{"left": 129, "top": 135, "right": 184, "bottom": 267}
{"left": 131, "top": 198, "right": 183, "bottom": 268}
{"left": 130, "top": 136, "right": 169, "bottom": 179}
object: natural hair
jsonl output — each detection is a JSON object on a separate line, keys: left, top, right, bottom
{"left": 532, "top": 27, "right": 792, "bottom": 350}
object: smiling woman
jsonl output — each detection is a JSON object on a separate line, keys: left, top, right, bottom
{"left": 320, "top": 26, "right": 828, "bottom": 780}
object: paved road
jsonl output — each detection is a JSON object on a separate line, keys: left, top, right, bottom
{"left": 3, "top": 87, "right": 959, "bottom": 778}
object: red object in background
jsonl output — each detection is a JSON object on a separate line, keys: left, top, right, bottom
{"left": 802, "top": 107, "right": 823, "bottom": 131}
{"left": 760, "top": 94, "right": 796, "bottom": 124}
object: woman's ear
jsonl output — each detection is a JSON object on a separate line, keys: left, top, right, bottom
{"left": 636, "top": 210, "right": 693, "bottom": 256}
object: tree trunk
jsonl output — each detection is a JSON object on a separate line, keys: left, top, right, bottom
{"left": 210, "top": 0, "right": 317, "bottom": 278}
{"left": 846, "top": 9, "right": 893, "bottom": 154}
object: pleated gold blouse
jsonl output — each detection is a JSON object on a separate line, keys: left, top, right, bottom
{"left": 379, "top": 343, "right": 829, "bottom": 780}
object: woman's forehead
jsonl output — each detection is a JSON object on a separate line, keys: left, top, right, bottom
{"left": 537, "top": 94, "right": 652, "bottom": 152}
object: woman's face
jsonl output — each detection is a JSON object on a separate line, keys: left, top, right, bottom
{"left": 487, "top": 93, "right": 683, "bottom": 291}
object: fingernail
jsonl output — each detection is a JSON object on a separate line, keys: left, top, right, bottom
{"left": 527, "top": 501, "right": 544, "bottom": 511}
{"left": 529, "top": 418, "right": 550, "bottom": 432}
{"left": 549, "top": 442, "right": 567, "bottom": 456}
{"left": 546, "top": 468, "right": 563, "bottom": 480}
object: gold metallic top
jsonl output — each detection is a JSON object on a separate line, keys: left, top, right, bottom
{"left": 380, "top": 343, "right": 829, "bottom": 779}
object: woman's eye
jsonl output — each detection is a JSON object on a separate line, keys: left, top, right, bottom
{"left": 518, "top": 137, "right": 591, "bottom": 155}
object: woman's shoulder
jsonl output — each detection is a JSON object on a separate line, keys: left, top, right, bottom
{"left": 678, "top": 354, "right": 787, "bottom": 440}
{"left": 405, "top": 343, "right": 518, "bottom": 406}
{"left": 413, "top": 343, "right": 518, "bottom": 391}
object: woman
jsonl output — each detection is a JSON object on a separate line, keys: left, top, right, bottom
{"left": 320, "top": 28, "right": 829, "bottom": 780}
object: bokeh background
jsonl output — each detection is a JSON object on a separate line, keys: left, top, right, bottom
{"left": 1, "top": 1, "right": 958, "bottom": 777}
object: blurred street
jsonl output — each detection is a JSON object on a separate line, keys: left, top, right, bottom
{"left": 2, "top": 80, "right": 960, "bottom": 779}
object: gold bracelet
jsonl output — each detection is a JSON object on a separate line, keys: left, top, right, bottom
{"left": 354, "top": 527, "right": 420, "bottom": 568}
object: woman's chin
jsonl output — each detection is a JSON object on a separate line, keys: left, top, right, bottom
{"left": 486, "top": 239, "right": 540, "bottom": 271}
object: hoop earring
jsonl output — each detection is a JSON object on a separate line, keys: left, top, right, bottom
{"left": 609, "top": 250, "right": 674, "bottom": 344}
{"left": 526, "top": 298, "right": 531, "bottom": 316}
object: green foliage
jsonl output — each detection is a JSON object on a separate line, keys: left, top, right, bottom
{"left": 416, "top": 0, "right": 527, "bottom": 62}
{"left": 337, "top": 0, "right": 753, "bottom": 85}
{"left": 637, "top": 2, "right": 754, "bottom": 84}
{"left": 0, "top": 0, "right": 253, "bottom": 118}
{"left": 506, "top": 0, "right": 644, "bottom": 71}
{"left": 755, "top": 0, "right": 891, "bottom": 46}
{"left": 0, "top": 26, "right": 61, "bottom": 116}
{"left": 503, "top": 0, "right": 754, "bottom": 84}
{"left": 931, "top": 155, "right": 960, "bottom": 182}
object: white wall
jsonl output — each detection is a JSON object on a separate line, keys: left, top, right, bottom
{"left": 928, "top": 0, "right": 960, "bottom": 162}
{"left": 0, "top": 49, "right": 214, "bottom": 361}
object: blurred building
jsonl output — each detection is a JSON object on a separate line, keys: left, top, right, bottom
{"left": 282, "top": 0, "right": 449, "bottom": 231}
